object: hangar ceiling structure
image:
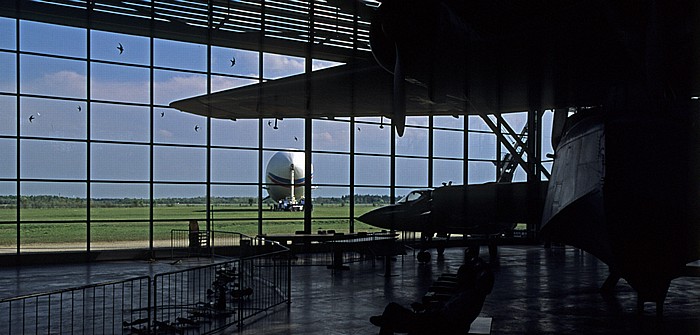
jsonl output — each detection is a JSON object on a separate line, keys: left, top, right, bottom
{"left": 0, "top": 0, "right": 375, "bottom": 62}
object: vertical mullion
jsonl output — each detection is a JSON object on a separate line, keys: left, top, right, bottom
{"left": 15, "top": 4, "right": 20, "bottom": 255}
{"left": 86, "top": 0, "right": 92, "bottom": 256}
{"left": 206, "top": 0, "right": 213, "bottom": 235}
{"left": 303, "top": 0, "right": 313, "bottom": 234}
{"left": 348, "top": 0, "right": 358, "bottom": 234}
{"left": 257, "top": 0, "right": 265, "bottom": 236}
{"left": 463, "top": 116, "right": 468, "bottom": 185}
{"left": 428, "top": 115, "right": 433, "bottom": 188}
{"left": 148, "top": 0, "right": 155, "bottom": 254}
{"left": 390, "top": 128, "right": 395, "bottom": 204}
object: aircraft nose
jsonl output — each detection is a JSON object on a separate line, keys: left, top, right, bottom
{"left": 357, "top": 209, "right": 389, "bottom": 229}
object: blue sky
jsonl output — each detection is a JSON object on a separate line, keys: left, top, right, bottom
{"left": 0, "top": 18, "right": 553, "bottom": 199}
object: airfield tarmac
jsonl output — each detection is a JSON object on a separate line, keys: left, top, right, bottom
{"left": 0, "top": 245, "right": 698, "bottom": 334}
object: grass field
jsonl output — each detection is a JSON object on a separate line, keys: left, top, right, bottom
{"left": 0, "top": 204, "right": 383, "bottom": 248}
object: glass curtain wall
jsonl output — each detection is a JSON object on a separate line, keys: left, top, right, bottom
{"left": 0, "top": 2, "right": 550, "bottom": 255}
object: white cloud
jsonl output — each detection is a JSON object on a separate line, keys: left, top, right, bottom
{"left": 158, "top": 129, "right": 174, "bottom": 138}
{"left": 24, "top": 70, "right": 87, "bottom": 98}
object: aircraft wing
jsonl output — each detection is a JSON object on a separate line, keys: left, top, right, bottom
{"left": 169, "top": 60, "right": 531, "bottom": 120}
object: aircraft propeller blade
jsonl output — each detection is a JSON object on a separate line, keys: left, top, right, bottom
{"left": 393, "top": 44, "right": 406, "bottom": 137}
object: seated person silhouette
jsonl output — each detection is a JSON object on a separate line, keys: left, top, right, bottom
{"left": 370, "top": 255, "right": 494, "bottom": 335}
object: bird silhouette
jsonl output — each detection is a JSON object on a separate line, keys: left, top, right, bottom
{"left": 357, "top": 126, "right": 361, "bottom": 132}
{"left": 77, "top": 106, "right": 81, "bottom": 112}
{"left": 160, "top": 111, "right": 164, "bottom": 117}
{"left": 194, "top": 125, "right": 200, "bottom": 132}
{"left": 267, "top": 120, "right": 272, "bottom": 127}
{"left": 294, "top": 136, "right": 298, "bottom": 141}
{"left": 230, "top": 57, "right": 236, "bottom": 67}
{"left": 117, "top": 43, "right": 124, "bottom": 54}
{"left": 29, "top": 115, "right": 35, "bottom": 123}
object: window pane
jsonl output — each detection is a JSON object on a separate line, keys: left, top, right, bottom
{"left": 312, "top": 59, "right": 343, "bottom": 71}
{"left": 313, "top": 119, "right": 349, "bottom": 153}
{"left": 0, "top": 51, "right": 16, "bottom": 93}
{"left": 541, "top": 110, "right": 554, "bottom": 161}
{"left": 353, "top": 187, "right": 389, "bottom": 233}
{"left": 91, "top": 103, "right": 150, "bottom": 143}
{"left": 154, "top": 69, "right": 206, "bottom": 106}
{"left": 91, "top": 143, "right": 150, "bottom": 181}
{"left": 20, "top": 55, "right": 86, "bottom": 99}
{"left": 20, "top": 97, "right": 87, "bottom": 139}
{"left": 0, "top": 181, "right": 16, "bottom": 253}
{"left": 355, "top": 155, "right": 390, "bottom": 186}
{"left": 212, "top": 46, "right": 259, "bottom": 77}
{"left": 501, "top": 112, "right": 528, "bottom": 135}
{"left": 90, "top": 183, "right": 149, "bottom": 250}
{"left": 396, "top": 158, "right": 427, "bottom": 187}
{"left": 92, "top": 63, "right": 150, "bottom": 104}
{"left": 434, "top": 129, "right": 464, "bottom": 158}
{"left": 396, "top": 127, "right": 428, "bottom": 157}
{"left": 433, "top": 159, "right": 463, "bottom": 186}
{"left": 313, "top": 187, "right": 350, "bottom": 232}
{"left": 210, "top": 185, "right": 259, "bottom": 236}
{"left": 406, "top": 116, "right": 428, "bottom": 127}
{"left": 212, "top": 118, "right": 259, "bottom": 148}
{"left": 263, "top": 53, "right": 305, "bottom": 79}
{"left": 312, "top": 153, "right": 349, "bottom": 185}
{"left": 91, "top": 30, "right": 150, "bottom": 66}
{"left": 20, "top": 140, "right": 86, "bottom": 180}
{"left": 211, "top": 148, "right": 258, "bottom": 183}
{"left": 0, "top": 17, "right": 15, "bottom": 50}
{"left": 154, "top": 39, "right": 206, "bottom": 72}
{"left": 468, "top": 115, "right": 492, "bottom": 131}
{"left": 355, "top": 121, "right": 390, "bottom": 154}
{"left": 263, "top": 118, "right": 305, "bottom": 150}
{"left": 468, "top": 133, "right": 496, "bottom": 160}
{"left": 154, "top": 146, "right": 206, "bottom": 182}
{"left": 434, "top": 115, "right": 464, "bottom": 130}
{"left": 153, "top": 184, "right": 206, "bottom": 246}
{"left": 155, "top": 107, "right": 207, "bottom": 145}
{"left": 19, "top": 181, "right": 87, "bottom": 252}
{"left": 0, "top": 95, "right": 16, "bottom": 135}
{"left": 0, "top": 138, "right": 16, "bottom": 178}
{"left": 468, "top": 161, "right": 496, "bottom": 184}
{"left": 20, "top": 21, "right": 86, "bottom": 58}
{"left": 211, "top": 76, "right": 257, "bottom": 93}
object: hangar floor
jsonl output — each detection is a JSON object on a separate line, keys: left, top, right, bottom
{"left": 1, "top": 245, "right": 698, "bottom": 334}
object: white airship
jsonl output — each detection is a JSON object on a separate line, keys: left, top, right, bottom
{"left": 265, "top": 151, "right": 312, "bottom": 211}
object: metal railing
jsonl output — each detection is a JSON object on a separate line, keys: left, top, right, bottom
{"left": 2, "top": 233, "right": 290, "bottom": 334}
{"left": 156, "top": 236, "right": 290, "bottom": 334}
{"left": 0, "top": 276, "right": 151, "bottom": 335}
{"left": 171, "top": 230, "right": 277, "bottom": 259}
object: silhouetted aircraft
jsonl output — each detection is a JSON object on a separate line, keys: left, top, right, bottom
{"left": 358, "top": 181, "right": 549, "bottom": 261}
{"left": 171, "top": 0, "right": 700, "bottom": 313}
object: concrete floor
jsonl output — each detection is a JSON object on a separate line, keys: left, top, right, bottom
{"left": 1, "top": 245, "right": 698, "bottom": 334}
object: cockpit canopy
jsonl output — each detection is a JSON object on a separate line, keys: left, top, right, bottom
{"left": 396, "top": 190, "right": 431, "bottom": 204}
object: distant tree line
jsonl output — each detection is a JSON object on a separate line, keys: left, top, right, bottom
{"left": 0, "top": 194, "right": 392, "bottom": 209}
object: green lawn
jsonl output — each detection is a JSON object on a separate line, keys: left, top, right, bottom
{"left": 0, "top": 204, "right": 382, "bottom": 247}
